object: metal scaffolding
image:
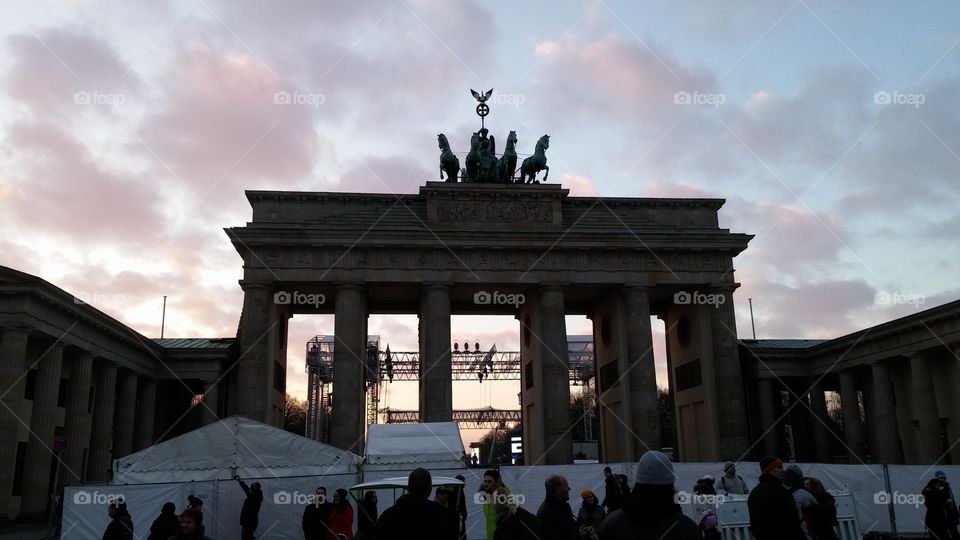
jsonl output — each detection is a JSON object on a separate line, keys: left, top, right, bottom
{"left": 303, "top": 335, "right": 596, "bottom": 441}
{"left": 384, "top": 407, "right": 522, "bottom": 428}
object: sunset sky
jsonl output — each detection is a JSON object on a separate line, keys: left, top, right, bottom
{"left": 1, "top": 1, "right": 957, "bottom": 444}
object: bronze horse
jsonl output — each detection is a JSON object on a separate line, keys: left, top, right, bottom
{"left": 438, "top": 134, "right": 459, "bottom": 182}
{"left": 497, "top": 131, "right": 518, "bottom": 184}
{"left": 520, "top": 134, "right": 549, "bottom": 183}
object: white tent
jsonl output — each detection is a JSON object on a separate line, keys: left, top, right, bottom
{"left": 364, "top": 422, "right": 467, "bottom": 470}
{"left": 113, "top": 415, "right": 362, "bottom": 484}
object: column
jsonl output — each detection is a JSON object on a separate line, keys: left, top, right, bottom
{"left": 870, "top": 362, "right": 902, "bottom": 464}
{"left": 87, "top": 362, "right": 117, "bottom": 482}
{"left": 135, "top": 377, "right": 157, "bottom": 451}
{"left": 419, "top": 284, "right": 452, "bottom": 422}
{"left": 200, "top": 380, "right": 220, "bottom": 426}
{"left": 839, "top": 369, "right": 865, "bottom": 463}
{"left": 756, "top": 377, "right": 779, "bottom": 456}
{"left": 20, "top": 342, "right": 64, "bottom": 516}
{"left": 623, "top": 287, "right": 660, "bottom": 458}
{"left": 113, "top": 370, "right": 138, "bottom": 459}
{"left": 539, "top": 286, "right": 572, "bottom": 465}
{"left": 951, "top": 344, "right": 960, "bottom": 464}
{"left": 61, "top": 352, "right": 94, "bottom": 487}
{"left": 237, "top": 282, "right": 273, "bottom": 422}
{"left": 0, "top": 327, "right": 29, "bottom": 521}
{"left": 710, "top": 287, "right": 750, "bottom": 460}
{"left": 910, "top": 352, "right": 942, "bottom": 464}
{"left": 329, "top": 284, "right": 368, "bottom": 454}
{"left": 808, "top": 378, "right": 833, "bottom": 463}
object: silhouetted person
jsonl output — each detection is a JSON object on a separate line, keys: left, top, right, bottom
{"left": 327, "top": 489, "right": 354, "bottom": 540}
{"left": 303, "top": 487, "right": 333, "bottom": 540}
{"left": 377, "top": 468, "right": 446, "bottom": 540}
{"left": 599, "top": 451, "right": 702, "bottom": 540}
{"left": 747, "top": 456, "right": 806, "bottom": 540}
{"left": 356, "top": 490, "right": 378, "bottom": 540}
{"left": 147, "top": 502, "right": 179, "bottom": 540}
{"left": 236, "top": 477, "right": 264, "bottom": 540}
{"left": 102, "top": 500, "right": 134, "bottom": 540}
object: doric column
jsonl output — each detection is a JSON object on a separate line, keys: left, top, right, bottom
{"left": 20, "top": 342, "right": 64, "bottom": 516}
{"left": 839, "top": 369, "right": 865, "bottom": 463}
{"left": 135, "top": 377, "right": 157, "bottom": 450}
{"left": 710, "top": 287, "right": 750, "bottom": 460}
{"left": 200, "top": 380, "right": 220, "bottom": 426}
{"left": 909, "top": 352, "right": 942, "bottom": 464}
{"left": 0, "top": 327, "right": 29, "bottom": 521}
{"left": 87, "top": 362, "right": 117, "bottom": 482}
{"left": 113, "top": 369, "right": 138, "bottom": 459}
{"left": 870, "top": 362, "right": 902, "bottom": 464}
{"left": 756, "top": 377, "right": 779, "bottom": 456}
{"left": 623, "top": 286, "right": 660, "bottom": 458}
{"left": 329, "top": 284, "right": 368, "bottom": 454}
{"left": 539, "top": 286, "right": 572, "bottom": 464}
{"left": 61, "top": 352, "right": 94, "bottom": 487}
{"left": 237, "top": 282, "right": 274, "bottom": 422}
{"left": 808, "top": 378, "right": 833, "bottom": 463}
{"left": 419, "top": 284, "right": 452, "bottom": 422}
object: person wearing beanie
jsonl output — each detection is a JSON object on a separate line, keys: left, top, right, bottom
{"left": 783, "top": 465, "right": 817, "bottom": 539}
{"left": 169, "top": 507, "right": 211, "bottom": 540}
{"left": 598, "top": 450, "right": 701, "bottom": 540}
{"left": 537, "top": 475, "right": 588, "bottom": 540}
{"left": 576, "top": 488, "right": 606, "bottom": 532}
{"left": 435, "top": 487, "right": 461, "bottom": 540}
{"left": 717, "top": 462, "right": 748, "bottom": 495}
{"left": 147, "top": 502, "right": 179, "bottom": 540}
{"left": 747, "top": 456, "right": 806, "bottom": 540}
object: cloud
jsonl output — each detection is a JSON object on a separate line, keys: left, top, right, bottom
{"left": 4, "top": 28, "right": 140, "bottom": 116}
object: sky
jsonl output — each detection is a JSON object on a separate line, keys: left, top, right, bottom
{"left": 0, "top": 1, "right": 958, "bottom": 446}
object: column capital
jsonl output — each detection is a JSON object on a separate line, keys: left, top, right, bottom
{"left": 420, "top": 282, "right": 453, "bottom": 291}
{"left": 238, "top": 280, "right": 273, "bottom": 291}
{"left": 1, "top": 326, "right": 31, "bottom": 338}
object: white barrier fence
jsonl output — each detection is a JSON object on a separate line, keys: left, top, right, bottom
{"left": 61, "top": 462, "right": 960, "bottom": 538}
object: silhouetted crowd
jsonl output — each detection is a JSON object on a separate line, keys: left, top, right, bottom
{"left": 96, "top": 453, "right": 960, "bottom": 540}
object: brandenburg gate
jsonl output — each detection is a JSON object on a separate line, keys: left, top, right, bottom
{"left": 226, "top": 181, "right": 753, "bottom": 464}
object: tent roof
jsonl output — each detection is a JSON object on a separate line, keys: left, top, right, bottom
{"left": 365, "top": 422, "right": 466, "bottom": 468}
{"left": 113, "top": 415, "right": 362, "bottom": 483}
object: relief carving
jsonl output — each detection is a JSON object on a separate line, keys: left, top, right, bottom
{"left": 436, "top": 201, "right": 552, "bottom": 223}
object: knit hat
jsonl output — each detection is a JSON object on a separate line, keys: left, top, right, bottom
{"left": 635, "top": 450, "right": 675, "bottom": 486}
{"left": 701, "top": 474, "right": 714, "bottom": 482}
{"left": 580, "top": 488, "right": 594, "bottom": 500}
{"left": 759, "top": 456, "right": 783, "bottom": 475}
{"left": 935, "top": 470, "right": 947, "bottom": 479}
{"left": 723, "top": 462, "right": 735, "bottom": 474}
{"left": 783, "top": 465, "right": 803, "bottom": 488}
